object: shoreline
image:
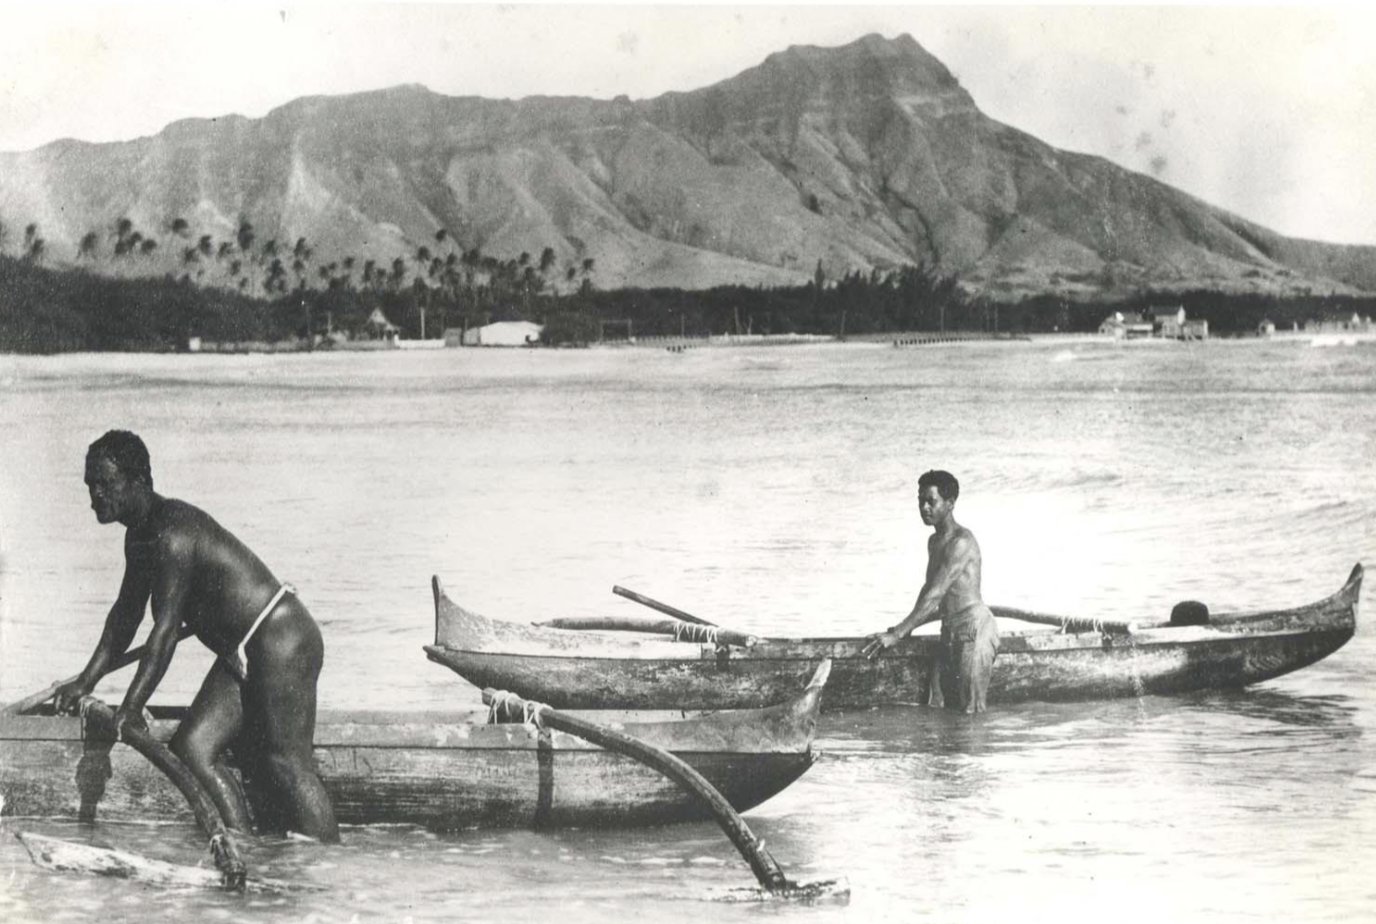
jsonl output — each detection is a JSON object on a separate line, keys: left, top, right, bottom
{"left": 9, "top": 330, "right": 1375, "bottom": 359}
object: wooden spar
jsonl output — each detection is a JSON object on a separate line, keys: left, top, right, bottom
{"left": 610, "top": 586, "right": 1135, "bottom": 637}
{"left": 4, "top": 624, "right": 198, "bottom": 716}
{"left": 482, "top": 693, "right": 785, "bottom": 891}
{"left": 481, "top": 659, "right": 833, "bottom": 894}
{"left": 15, "top": 833, "right": 317, "bottom": 893}
{"left": 79, "top": 698, "right": 247, "bottom": 891}
{"left": 535, "top": 615, "right": 757, "bottom": 648}
{"left": 612, "top": 586, "right": 716, "bottom": 626}
{"left": 991, "top": 606, "right": 1145, "bottom": 634}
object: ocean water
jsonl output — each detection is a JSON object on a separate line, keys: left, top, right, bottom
{"left": 1, "top": 338, "right": 1373, "bottom": 923}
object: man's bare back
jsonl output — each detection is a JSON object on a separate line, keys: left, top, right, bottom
{"left": 137, "top": 499, "right": 290, "bottom": 657}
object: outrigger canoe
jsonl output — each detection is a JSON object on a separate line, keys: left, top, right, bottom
{"left": 424, "top": 565, "right": 1362, "bottom": 710}
{"left": 0, "top": 664, "right": 827, "bottom": 830}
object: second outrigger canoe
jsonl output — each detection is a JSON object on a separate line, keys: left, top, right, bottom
{"left": 424, "top": 565, "right": 1362, "bottom": 710}
{"left": 0, "top": 662, "right": 828, "bottom": 830}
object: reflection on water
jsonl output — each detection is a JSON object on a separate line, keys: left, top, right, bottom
{"left": 2, "top": 342, "right": 1375, "bottom": 922}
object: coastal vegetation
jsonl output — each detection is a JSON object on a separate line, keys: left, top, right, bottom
{"left": 2, "top": 213, "right": 1373, "bottom": 353}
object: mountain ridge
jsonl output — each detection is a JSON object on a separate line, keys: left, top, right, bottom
{"left": 1, "top": 33, "right": 1371, "bottom": 299}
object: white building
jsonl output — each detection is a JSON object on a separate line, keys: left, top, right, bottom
{"left": 455, "top": 320, "right": 544, "bottom": 347}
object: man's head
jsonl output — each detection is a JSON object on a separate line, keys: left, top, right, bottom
{"left": 917, "top": 469, "right": 959, "bottom": 526}
{"left": 85, "top": 430, "right": 153, "bottom": 524}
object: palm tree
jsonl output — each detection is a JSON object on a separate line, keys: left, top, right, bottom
{"left": 236, "top": 219, "right": 255, "bottom": 255}
{"left": 111, "top": 216, "right": 135, "bottom": 257}
{"left": 78, "top": 231, "right": 100, "bottom": 259}
{"left": 291, "top": 238, "right": 313, "bottom": 290}
{"left": 265, "top": 258, "right": 286, "bottom": 293}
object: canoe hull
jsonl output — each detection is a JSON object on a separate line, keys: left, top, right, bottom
{"left": 0, "top": 701, "right": 818, "bottom": 829}
{"left": 426, "top": 565, "right": 1362, "bottom": 710}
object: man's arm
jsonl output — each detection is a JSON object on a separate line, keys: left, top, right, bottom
{"left": 862, "top": 533, "right": 976, "bottom": 659}
{"left": 53, "top": 545, "right": 152, "bottom": 712}
{"left": 115, "top": 530, "right": 195, "bottom": 730}
{"left": 891, "top": 533, "right": 976, "bottom": 638}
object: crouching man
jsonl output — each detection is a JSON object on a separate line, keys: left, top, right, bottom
{"left": 54, "top": 430, "right": 339, "bottom": 841}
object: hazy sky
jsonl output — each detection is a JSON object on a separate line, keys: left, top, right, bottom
{"left": 2, "top": 3, "right": 1372, "bottom": 245}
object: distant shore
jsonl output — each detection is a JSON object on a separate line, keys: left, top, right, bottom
{"left": 29, "top": 328, "right": 1376, "bottom": 358}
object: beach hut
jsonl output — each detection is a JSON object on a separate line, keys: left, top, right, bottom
{"left": 364, "top": 308, "right": 401, "bottom": 342}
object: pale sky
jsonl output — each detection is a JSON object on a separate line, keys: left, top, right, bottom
{"left": 1, "top": 2, "right": 1372, "bottom": 245}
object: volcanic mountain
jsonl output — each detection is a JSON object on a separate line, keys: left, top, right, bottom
{"left": 1, "top": 33, "right": 1371, "bottom": 299}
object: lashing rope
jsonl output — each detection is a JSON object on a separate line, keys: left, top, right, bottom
{"left": 487, "top": 690, "right": 545, "bottom": 729}
{"left": 672, "top": 622, "right": 720, "bottom": 645}
{"left": 1059, "top": 617, "right": 1111, "bottom": 635}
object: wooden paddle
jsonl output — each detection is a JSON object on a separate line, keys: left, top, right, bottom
{"left": 612, "top": 585, "right": 717, "bottom": 626}
{"left": 3, "top": 624, "right": 196, "bottom": 716}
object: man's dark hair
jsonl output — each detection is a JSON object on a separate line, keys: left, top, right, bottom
{"left": 918, "top": 469, "right": 959, "bottom": 501}
{"left": 88, "top": 430, "right": 153, "bottom": 488}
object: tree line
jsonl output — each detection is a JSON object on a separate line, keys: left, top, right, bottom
{"left": 2, "top": 212, "right": 1371, "bottom": 353}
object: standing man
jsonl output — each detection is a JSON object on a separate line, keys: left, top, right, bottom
{"left": 862, "top": 470, "right": 1000, "bottom": 714}
{"left": 53, "top": 430, "right": 339, "bottom": 842}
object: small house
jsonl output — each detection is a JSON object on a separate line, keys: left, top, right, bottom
{"left": 1151, "top": 305, "right": 1186, "bottom": 338}
{"left": 1151, "top": 305, "right": 1207, "bottom": 340}
{"left": 363, "top": 308, "right": 400, "bottom": 343}
{"left": 1099, "top": 311, "right": 1154, "bottom": 339}
{"left": 1258, "top": 319, "right": 1276, "bottom": 337}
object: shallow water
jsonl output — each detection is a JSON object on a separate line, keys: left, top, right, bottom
{"left": 2, "top": 338, "right": 1374, "bottom": 922}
